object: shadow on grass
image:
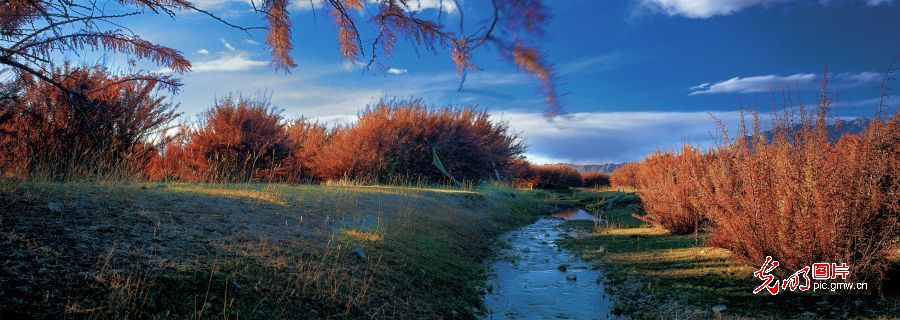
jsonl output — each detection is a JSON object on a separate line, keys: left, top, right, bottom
{"left": 557, "top": 220, "right": 900, "bottom": 319}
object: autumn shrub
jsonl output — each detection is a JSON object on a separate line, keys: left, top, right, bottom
{"left": 507, "top": 158, "right": 536, "bottom": 188}
{"left": 631, "top": 146, "right": 706, "bottom": 235}
{"left": 514, "top": 164, "right": 583, "bottom": 189}
{"left": 629, "top": 84, "right": 899, "bottom": 287}
{"left": 281, "top": 119, "right": 329, "bottom": 183}
{"left": 314, "top": 99, "right": 525, "bottom": 184}
{"left": 143, "top": 128, "right": 191, "bottom": 181}
{"left": 171, "top": 95, "right": 292, "bottom": 182}
{"left": 696, "top": 106, "right": 899, "bottom": 288}
{"left": 0, "top": 64, "right": 178, "bottom": 180}
{"left": 581, "top": 172, "right": 611, "bottom": 188}
{"left": 610, "top": 162, "right": 640, "bottom": 187}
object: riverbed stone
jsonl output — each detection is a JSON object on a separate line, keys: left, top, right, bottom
{"left": 565, "top": 273, "right": 577, "bottom": 281}
{"left": 711, "top": 304, "right": 727, "bottom": 316}
{"left": 351, "top": 247, "right": 367, "bottom": 261}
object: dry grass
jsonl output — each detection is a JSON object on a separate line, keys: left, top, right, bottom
{"left": 0, "top": 181, "right": 551, "bottom": 319}
{"left": 167, "top": 184, "right": 287, "bottom": 205}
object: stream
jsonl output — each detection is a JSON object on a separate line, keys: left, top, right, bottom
{"left": 483, "top": 208, "right": 618, "bottom": 319}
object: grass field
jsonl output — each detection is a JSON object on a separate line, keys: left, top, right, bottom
{"left": 0, "top": 181, "right": 554, "bottom": 319}
{"left": 556, "top": 189, "right": 900, "bottom": 319}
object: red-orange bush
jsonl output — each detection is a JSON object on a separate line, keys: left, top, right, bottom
{"left": 582, "top": 172, "right": 611, "bottom": 188}
{"left": 631, "top": 146, "right": 706, "bottom": 235}
{"left": 154, "top": 95, "right": 292, "bottom": 182}
{"left": 629, "top": 87, "right": 899, "bottom": 287}
{"left": 143, "top": 128, "right": 191, "bottom": 181}
{"left": 314, "top": 99, "right": 525, "bottom": 184}
{"left": 281, "top": 119, "right": 329, "bottom": 183}
{"left": 696, "top": 108, "right": 899, "bottom": 287}
{"left": 514, "top": 164, "right": 583, "bottom": 189}
{"left": 610, "top": 162, "right": 640, "bottom": 187}
{"left": 0, "top": 64, "right": 178, "bottom": 180}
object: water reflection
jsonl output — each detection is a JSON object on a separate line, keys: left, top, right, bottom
{"left": 551, "top": 208, "right": 597, "bottom": 221}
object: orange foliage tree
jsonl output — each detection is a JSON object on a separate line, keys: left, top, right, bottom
{"left": 0, "top": 65, "right": 178, "bottom": 180}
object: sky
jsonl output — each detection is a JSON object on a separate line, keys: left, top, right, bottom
{"left": 78, "top": 0, "right": 900, "bottom": 164}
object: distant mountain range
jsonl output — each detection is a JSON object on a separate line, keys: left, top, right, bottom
{"left": 554, "top": 163, "right": 622, "bottom": 174}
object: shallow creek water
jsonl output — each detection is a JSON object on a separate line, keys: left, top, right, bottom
{"left": 484, "top": 208, "right": 618, "bottom": 319}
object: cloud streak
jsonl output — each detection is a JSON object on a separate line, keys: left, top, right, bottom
{"left": 640, "top": 0, "right": 892, "bottom": 19}
{"left": 557, "top": 52, "right": 653, "bottom": 75}
{"left": 689, "top": 71, "right": 882, "bottom": 95}
{"left": 220, "top": 38, "right": 236, "bottom": 52}
{"left": 192, "top": 53, "right": 268, "bottom": 72}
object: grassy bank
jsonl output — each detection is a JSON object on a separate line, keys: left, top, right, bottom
{"left": 556, "top": 189, "right": 900, "bottom": 319}
{"left": 0, "top": 181, "right": 552, "bottom": 319}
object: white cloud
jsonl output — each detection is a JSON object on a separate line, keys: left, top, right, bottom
{"left": 690, "top": 73, "right": 816, "bottom": 95}
{"left": 495, "top": 110, "right": 744, "bottom": 163}
{"left": 244, "top": 39, "right": 260, "bottom": 45}
{"left": 689, "top": 72, "right": 882, "bottom": 95}
{"left": 640, "top": 0, "right": 795, "bottom": 18}
{"left": 196, "top": 48, "right": 210, "bottom": 55}
{"left": 192, "top": 53, "right": 268, "bottom": 72}
{"left": 341, "top": 60, "right": 366, "bottom": 72}
{"left": 836, "top": 71, "right": 880, "bottom": 85}
{"left": 293, "top": 0, "right": 456, "bottom": 12}
{"left": 401, "top": 0, "right": 457, "bottom": 12}
{"left": 387, "top": 68, "right": 408, "bottom": 75}
{"left": 640, "top": 0, "right": 893, "bottom": 18}
{"left": 292, "top": 0, "right": 323, "bottom": 10}
{"left": 221, "top": 38, "right": 236, "bottom": 52}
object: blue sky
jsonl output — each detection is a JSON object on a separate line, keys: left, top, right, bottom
{"left": 96, "top": 0, "right": 900, "bottom": 164}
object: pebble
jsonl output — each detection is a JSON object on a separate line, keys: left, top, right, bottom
{"left": 565, "top": 274, "right": 577, "bottom": 281}
{"left": 351, "top": 247, "right": 367, "bottom": 261}
{"left": 47, "top": 202, "right": 61, "bottom": 213}
{"left": 711, "top": 304, "right": 727, "bottom": 316}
